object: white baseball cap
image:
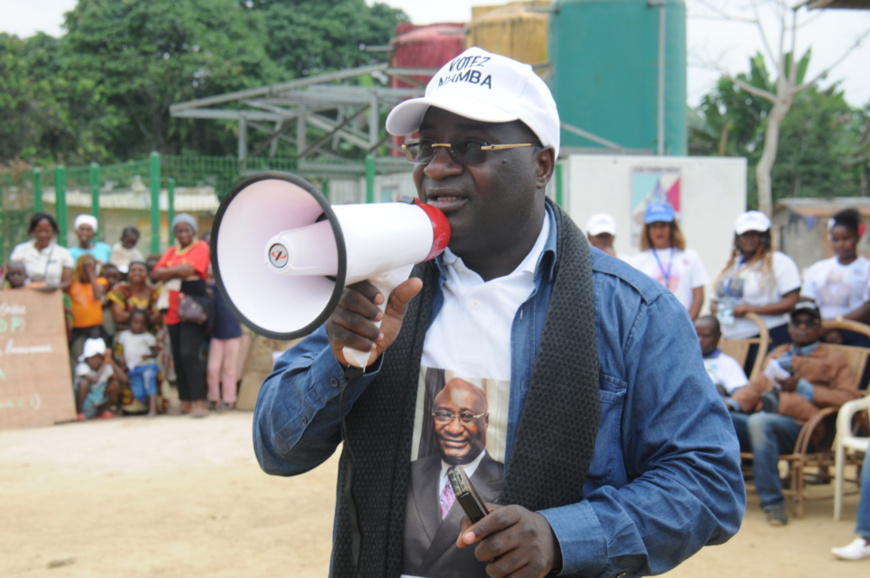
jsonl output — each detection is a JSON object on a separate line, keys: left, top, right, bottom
{"left": 586, "top": 213, "right": 617, "bottom": 236}
{"left": 386, "top": 46, "right": 561, "bottom": 156}
{"left": 734, "top": 210, "right": 771, "bottom": 235}
{"left": 78, "top": 337, "right": 106, "bottom": 362}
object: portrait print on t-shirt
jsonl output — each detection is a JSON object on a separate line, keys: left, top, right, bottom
{"left": 401, "top": 367, "right": 509, "bottom": 578}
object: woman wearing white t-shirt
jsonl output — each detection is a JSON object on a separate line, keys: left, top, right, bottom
{"left": 9, "top": 212, "right": 74, "bottom": 292}
{"left": 630, "top": 202, "right": 708, "bottom": 319}
{"left": 801, "top": 208, "right": 870, "bottom": 347}
{"left": 802, "top": 208, "right": 870, "bottom": 320}
{"left": 711, "top": 210, "right": 801, "bottom": 348}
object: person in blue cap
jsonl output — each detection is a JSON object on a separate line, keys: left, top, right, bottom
{"left": 629, "top": 201, "right": 709, "bottom": 320}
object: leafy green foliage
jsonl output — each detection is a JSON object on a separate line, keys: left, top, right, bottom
{"left": 60, "top": 0, "right": 282, "bottom": 161}
{"left": 0, "top": 0, "right": 407, "bottom": 166}
{"left": 772, "top": 86, "right": 865, "bottom": 199}
{"left": 248, "top": 0, "right": 407, "bottom": 77}
{"left": 689, "top": 50, "right": 869, "bottom": 205}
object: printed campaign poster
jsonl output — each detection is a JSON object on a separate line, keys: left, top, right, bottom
{"left": 402, "top": 366, "right": 509, "bottom": 578}
{"left": 630, "top": 167, "right": 682, "bottom": 247}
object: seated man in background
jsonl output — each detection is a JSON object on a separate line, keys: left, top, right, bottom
{"left": 695, "top": 314, "right": 749, "bottom": 398}
{"left": 728, "top": 301, "right": 860, "bottom": 526}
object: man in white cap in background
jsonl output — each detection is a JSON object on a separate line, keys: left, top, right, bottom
{"left": 70, "top": 214, "right": 113, "bottom": 265}
{"left": 253, "top": 46, "right": 744, "bottom": 577}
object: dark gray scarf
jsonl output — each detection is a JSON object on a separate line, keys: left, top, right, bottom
{"left": 332, "top": 201, "right": 600, "bottom": 577}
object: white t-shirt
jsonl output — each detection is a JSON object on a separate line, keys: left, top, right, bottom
{"left": 702, "top": 350, "right": 749, "bottom": 395}
{"left": 403, "top": 222, "right": 549, "bottom": 578}
{"left": 116, "top": 330, "right": 157, "bottom": 369}
{"left": 75, "top": 361, "right": 114, "bottom": 384}
{"left": 629, "top": 248, "right": 709, "bottom": 312}
{"left": 801, "top": 255, "right": 870, "bottom": 319}
{"left": 9, "top": 240, "right": 74, "bottom": 287}
{"left": 717, "top": 251, "right": 802, "bottom": 339}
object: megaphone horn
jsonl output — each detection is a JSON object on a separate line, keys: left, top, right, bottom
{"left": 210, "top": 171, "right": 450, "bottom": 367}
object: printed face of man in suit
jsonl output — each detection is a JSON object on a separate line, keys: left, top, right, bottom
{"left": 432, "top": 378, "right": 489, "bottom": 465}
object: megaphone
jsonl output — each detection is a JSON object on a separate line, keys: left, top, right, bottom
{"left": 211, "top": 172, "right": 450, "bottom": 367}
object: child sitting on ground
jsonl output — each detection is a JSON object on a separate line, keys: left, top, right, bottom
{"left": 75, "top": 337, "right": 120, "bottom": 421}
{"left": 114, "top": 309, "right": 161, "bottom": 417}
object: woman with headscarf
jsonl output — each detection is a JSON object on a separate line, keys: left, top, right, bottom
{"left": 9, "top": 212, "right": 74, "bottom": 292}
{"left": 151, "top": 214, "right": 212, "bottom": 418}
{"left": 69, "top": 214, "right": 112, "bottom": 265}
{"left": 711, "top": 210, "right": 801, "bottom": 348}
{"left": 629, "top": 202, "right": 709, "bottom": 320}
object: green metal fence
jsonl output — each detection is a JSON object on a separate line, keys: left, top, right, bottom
{"left": 0, "top": 154, "right": 304, "bottom": 264}
{"left": 1, "top": 152, "right": 564, "bottom": 269}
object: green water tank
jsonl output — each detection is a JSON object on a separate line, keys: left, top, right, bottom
{"left": 549, "top": 0, "right": 687, "bottom": 156}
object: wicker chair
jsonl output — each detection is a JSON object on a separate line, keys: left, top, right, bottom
{"left": 741, "top": 319, "right": 870, "bottom": 518}
{"left": 719, "top": 312, "right": 770, "bottom": 380}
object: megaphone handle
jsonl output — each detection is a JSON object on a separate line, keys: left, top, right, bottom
{"left": 341, "top": 266, "right": 414, "bottom": 368}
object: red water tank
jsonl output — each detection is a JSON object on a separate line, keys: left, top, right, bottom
{"left": 390, "top": 22, "right": 467, "bottom": 90}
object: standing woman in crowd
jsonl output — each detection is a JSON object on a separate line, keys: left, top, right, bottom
{"left": 151, "top": 214, "right": 211, "bottom": 418}
{"left": 712, "top": 210, "right": 801, "bottom": 348}
{"left": 801, "top": 208, "right": 870, "bottom": 340}
{"left": 69, "top": 214, "right": 112, "bottom": 265}
{"left": 630, "top": 202, "right": 709, "bottom": 320}
{"left": 206, "top": 266, "right": 242, "bottom": 411}
{"left": 10, "top": 212, "right": 74, "bottom": 292}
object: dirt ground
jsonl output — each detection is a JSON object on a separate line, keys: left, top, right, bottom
{"left": 1, "top": 411, "right": 868, "bottom": 578}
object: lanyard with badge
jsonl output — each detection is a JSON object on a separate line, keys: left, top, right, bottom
{"left": 652, "top": 247, "right": 674, "bottom": 288}
{"left": 42, "top": 242, "right": 57, "bottom": 286}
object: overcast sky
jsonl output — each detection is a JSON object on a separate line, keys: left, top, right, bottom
{"left": 3, "top": 0, "right": 869, "bottom": 107}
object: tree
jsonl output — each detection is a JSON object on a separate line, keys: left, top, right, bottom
{"left": 694, "top": 0, "right": 869, "bottom": 216}
{"left": 246, "top": 0, "right": 408, "bottom": 78}
{"left": 690, "top": 53, "right": 868, "bottom": 206}
{"left": 1, "top": 0, "right": 408, "bottom": 164}
{"left": 60, "top": 0, "right": 283, "bottom": 160}
{"left": 0, "top": 32, "right": 113, "bottom": 165}
{"left": 688, "top": 53, "right": 772, "bottom": 159}
{"left": 772, "top": 85, "right": 861, "bottom": 199}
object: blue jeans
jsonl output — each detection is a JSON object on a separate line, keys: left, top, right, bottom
{"left": 730, "top": 412, "right": 802, "bottom": 510}
{"left": 857, "top": 454, "right": 870, "bottom": 537}
{"left": 129, "top": 363, "right": 159, "bottom": 403}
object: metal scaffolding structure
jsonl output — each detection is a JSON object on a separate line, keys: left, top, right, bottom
{"left": 169, "top": 63, "right": 439, "bottom": 175}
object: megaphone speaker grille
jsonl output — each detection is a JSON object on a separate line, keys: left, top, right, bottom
{"left": 211, "top": 172, "right": 346, "bottom": 340}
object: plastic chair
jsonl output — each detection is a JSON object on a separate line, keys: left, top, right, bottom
{"left": 833, "top": 394, "right": 870, "bottom": 521}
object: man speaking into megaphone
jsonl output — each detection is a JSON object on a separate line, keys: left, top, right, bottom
{"left": 252, "top": 47, "right": 744, "bottom": 578}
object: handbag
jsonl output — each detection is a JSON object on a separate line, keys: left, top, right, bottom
{"left": 178, "top": 294, "right": 208, "bottom": 325}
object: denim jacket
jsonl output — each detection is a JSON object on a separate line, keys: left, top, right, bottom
{"left": 253, "top": 206, "right": 745, "bottom": 577}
